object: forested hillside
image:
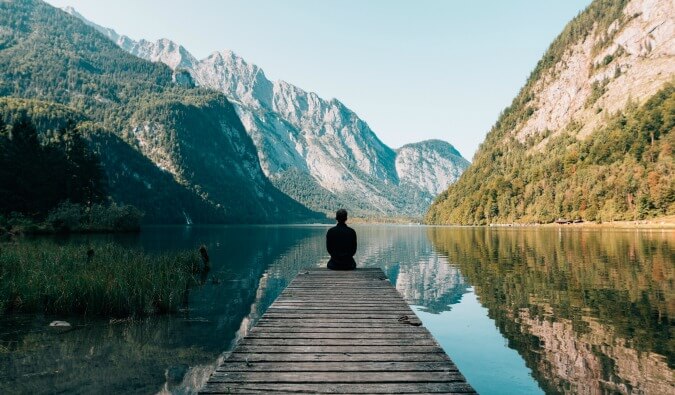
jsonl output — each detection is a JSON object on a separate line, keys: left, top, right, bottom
{"left": 0, "top": 0, "right": 319, "bottom": 223}
{"left": 427, "top": 0, "right": 674, "bottom": 224}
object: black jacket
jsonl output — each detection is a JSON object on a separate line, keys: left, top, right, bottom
{"left": 326, "top": 223, "right": 357, "bottom": 270}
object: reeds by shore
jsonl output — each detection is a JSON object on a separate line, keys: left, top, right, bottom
{"left": 0, "top": 242, "right": 201, "bottom": 317}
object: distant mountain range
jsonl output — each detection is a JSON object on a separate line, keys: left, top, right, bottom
{"left": 64, "top": 6, "right": 470, "bottom": 218}
{"left": 427, "top": 0, "right": 674, "bottom": 224}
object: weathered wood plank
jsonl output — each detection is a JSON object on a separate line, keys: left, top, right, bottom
{"left": 202, "top": 268, "right": 474, "bottom": 394}
{"left": 216, "top": 361, "right": 458, "bottom": 372}
{"left": 279, "top": 291, "right": 400, "bottom": 295}
{"left": 284, "top": 291, "right": 400, "bottom": 295}
{"left": 246, "top": 332, "right": 431, "bottom": 339}
{"left": 259, "top": 317, "right": 423, "bottom": 325}
{"left": 256, "top": 320, "right": 423, "bottom": 327}
{"left": 271, "top": 304, "right": 415, "bottom": 309}
{"left": 208, "top": 371, "right": 466, "bottom": 383}
{"left": 248, "top": 332, "right": 429, "bottom": 339}
{"left": 233, "top": 345, "right": 444, "bottom": 353}
{"left": 255, "top": 321, "right": 423, "bottom": 328}
{"left": 226, "top": 352, "right": 452, "bottom": 362}
{"left": 263, "top": 313, "right": 419, "bottom": 319}
{"left": 288, "top": 280, "right": 391, "bottom": 284}
{"left": 240, "top": 338, "right": 438, "bottom": 346}
{"left": 201, "top": 382, "right": 476, "bottom": 394}
{"left": 276, "top": 298, "right": 408, "bottom": 303}
{"left": 270, "top": 304, "right": 412, "bottom": 308}
{"left": 269, "top": 303, "right": 412, "bottom": 308}
{"left": 268, "top": 305, "right": 412, "bottom": 311}
{"left": 303, "top": 270, "right": 383, "bottom": 272}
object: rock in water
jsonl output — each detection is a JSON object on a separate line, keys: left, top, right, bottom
{"left": 49, "top": 321, "right": 71, "bottom": 327}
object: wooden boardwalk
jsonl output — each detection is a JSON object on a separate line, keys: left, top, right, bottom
{"left": 202, "top": 268, "right": 476, "bottom": 394}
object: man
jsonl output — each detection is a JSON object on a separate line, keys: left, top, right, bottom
{"left": 326, "top": 209, "right": 357, "bottom": 270}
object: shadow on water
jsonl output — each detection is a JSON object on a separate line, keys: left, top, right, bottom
{"left": 1, "top": 225, "right": 672, "bottom": 394}
{"left": 429, "top": 227, "right": 674, "bottom": 395}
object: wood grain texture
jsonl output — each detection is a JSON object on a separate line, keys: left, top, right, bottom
{"left": 201, "top": 268, "right": 475, "bottom": 394}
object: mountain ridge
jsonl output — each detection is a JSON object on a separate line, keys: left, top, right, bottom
{"left": 65, "top": 6, "right": 470, "bottom": 217}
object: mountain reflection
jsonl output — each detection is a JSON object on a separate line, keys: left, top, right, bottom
{"left": 429, "top": 227, "right": 674, "bottom": 395}
{"left": 355, "top": 225, "right": 470, "bottom": 313}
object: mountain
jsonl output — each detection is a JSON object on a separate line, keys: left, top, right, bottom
{"left": 396, "top": 140, "right": 469, "bottom": 196}
{"left": 65, "top": 8, "right": 470, "bottom": 218}
{"left": 0, "top": 0, "right": 319, "bottom": 223}
{"left": 427, "top": 0, "right": 675, "bottom": 224}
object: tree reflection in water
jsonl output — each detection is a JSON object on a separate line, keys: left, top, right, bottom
{"left": 429, "top": 227, "right": 674, "bottom": 395}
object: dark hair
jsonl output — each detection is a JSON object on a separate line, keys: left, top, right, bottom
{"left": 336, "top": 209, "right": 348, "bottom": 223}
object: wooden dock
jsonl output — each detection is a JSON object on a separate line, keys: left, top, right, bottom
{"left": 202, "top": 268, "right": 476, "bottom": 394}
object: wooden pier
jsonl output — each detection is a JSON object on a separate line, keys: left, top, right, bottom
{"left": 202, "top": 268, "right": 476, "bottom": 394}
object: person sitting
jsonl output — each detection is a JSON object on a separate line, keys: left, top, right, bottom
{"left": 326, "top": 209, "right": 357, "bottom": 270}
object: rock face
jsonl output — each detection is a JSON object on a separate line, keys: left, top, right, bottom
{"left": 427, "top": 0, "right": 675, "bottom": 224}
{"left": 516, "top": 0, "right": 675, "bottom": 142}
{"left": 66, "top": 8, "right": 470, "bottom": 217}
{"left": 396, "top": 140, "right": 469, "bottom": 196}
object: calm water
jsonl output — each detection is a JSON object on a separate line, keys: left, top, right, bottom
{"left": 1, "top": 225, "right": 673, "bottom": 394}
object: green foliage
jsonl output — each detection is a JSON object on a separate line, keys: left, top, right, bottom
{"left": 428, "top": 84, "right": 675, "bottom": 224}
{"left": 0, "top": 118, "right": 106, "bottom": 218}
{"left": 45, "top": 201, "right": 142, "bottom": 233}
{"left": 0, "top": 241, "right": 200, "bottom": 316}
{"left": 585, "top": 78, "right": 609, "bottom": 108}
{"left": 273, "top": 169, "right": 376, "bottom": 218}
{"left": 0, "top": 1, "right": 321, "bottom": 224}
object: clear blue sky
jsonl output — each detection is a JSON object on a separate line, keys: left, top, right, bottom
{"left": 45, "top": 0, "right": 591, "bottom": 160}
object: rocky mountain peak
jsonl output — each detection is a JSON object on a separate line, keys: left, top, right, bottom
{"left": 396, "top": 140, "right": 469, "bottom": 196}
{"left": 64, "top": 6, "right": 470, "bottom": 217}
{"left": 197, "top": 50, "right": 274, "bottom": 109}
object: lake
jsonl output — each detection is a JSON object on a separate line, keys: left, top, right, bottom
{"left": 1, "top": 225, "right": 672, "bottom": 394}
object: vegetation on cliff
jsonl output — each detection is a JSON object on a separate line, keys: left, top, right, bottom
{"left": 426, "top": 0, "right": 673, "bottom": 224}
{"left": 428, "top": 84, "right": 674, "bottom": 224}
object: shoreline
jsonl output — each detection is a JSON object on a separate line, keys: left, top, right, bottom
{"left": 485, "top": 215, "right": 675, "bottom": 230}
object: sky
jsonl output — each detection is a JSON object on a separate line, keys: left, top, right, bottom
{"left": 45, "top": 0, "right": 591, "bottom": 160}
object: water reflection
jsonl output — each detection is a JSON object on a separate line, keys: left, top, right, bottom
{"left": 429, "top": 227, "right": 674, "bottom": 395}
{"left": 1, "top": 226, "right": 672, "bottom": 395}
{"left": 355, "top": 225, "right": 470, "bottom": 313}
{"left": 0, "top": 226, "right": 326, "bottom": 395}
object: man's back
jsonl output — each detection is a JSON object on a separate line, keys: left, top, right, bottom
{"left": 326, "top": 222, "right": 357, "bottom": 270}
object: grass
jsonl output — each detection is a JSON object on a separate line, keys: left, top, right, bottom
{"left": 0, "top": 242, "right": 201, "bottom": 317}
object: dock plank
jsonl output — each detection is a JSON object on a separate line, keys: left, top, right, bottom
{"left": 216, "top": 361, "right": 458, "bottom": 372}
{"left": 202, "top": 268, "right": 475, "bottom": 394}
{"left": 201, "top": 382, "right": 476, "bottom": 394}
{"left": 208, "top": 371, "right": 467, "bottom": 383}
